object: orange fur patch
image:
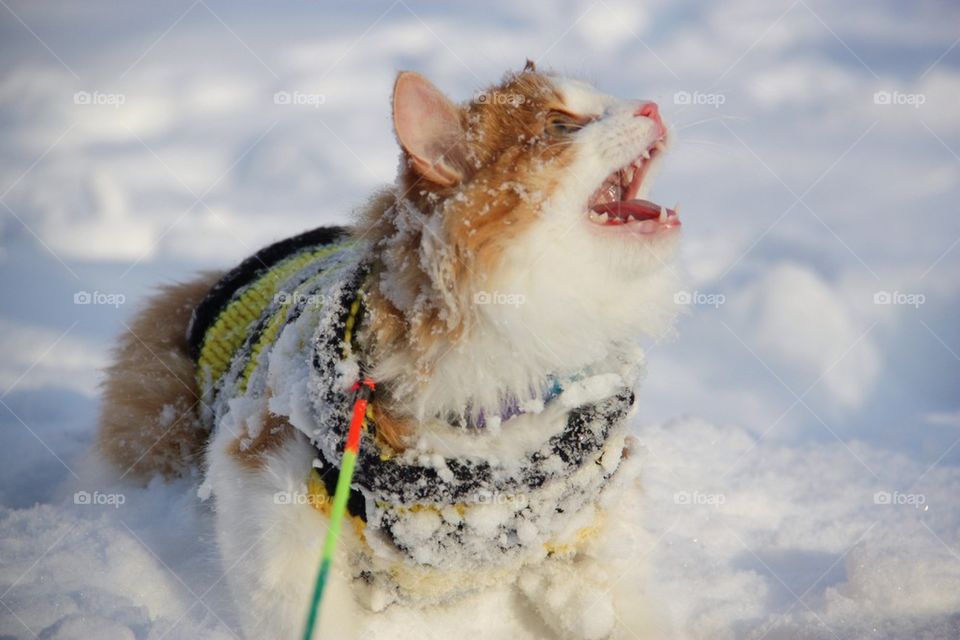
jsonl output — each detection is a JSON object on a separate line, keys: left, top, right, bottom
{"left": 368, "top": 401, "right": 410, "bottom": 454}
{"left": 228, "top": 411, "right": 296, "bottom": 470}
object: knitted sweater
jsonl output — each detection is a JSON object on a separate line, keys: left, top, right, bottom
{"left": 188, "top": 226, "right": 640, "bottom": 604}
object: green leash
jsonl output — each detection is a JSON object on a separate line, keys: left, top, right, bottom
{"left": 301, "top": 378, "right": 374, "bottom": 640}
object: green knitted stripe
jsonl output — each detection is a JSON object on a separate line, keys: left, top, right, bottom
{"left": 196, "top": 243, "right": 346, "bottom": 393}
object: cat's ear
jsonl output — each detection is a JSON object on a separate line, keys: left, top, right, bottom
{"left": 392, "top": 72, "right": 464, "bottom": 187}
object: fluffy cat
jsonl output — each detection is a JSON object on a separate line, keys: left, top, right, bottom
{"left": 97, "top": 61, "right": 682, "bottom": 639}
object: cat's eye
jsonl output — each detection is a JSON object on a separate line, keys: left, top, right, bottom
{"left": 545, "top": 111, "right": 587, "bottom": 136}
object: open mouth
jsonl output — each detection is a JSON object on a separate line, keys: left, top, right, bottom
{"left": 587, "top": 140, "right": 680, "bottom": 233}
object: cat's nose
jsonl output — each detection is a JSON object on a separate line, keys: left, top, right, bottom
{"left": 634, "top": 102, "right": 665, "bottom": 137}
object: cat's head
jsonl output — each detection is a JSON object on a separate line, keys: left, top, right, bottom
{"left": 365, "top": 63, "right": 682, "bottom": 421}
{"left": 390, "top": 61, "right": 679, "bottom": 273}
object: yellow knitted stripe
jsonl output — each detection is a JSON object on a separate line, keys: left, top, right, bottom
{"left": 377, "top": 501, "right": 467, "bottom": 518}
{"left": 196, "top": 243, "right": 346, "bottom": 391}
{"left": 543, "top": 522, "right": 602, "bottom": 556}
{"left": 237, "top": 305, "right": 288, "bottom": 393}
{"left": 342, "top": 297, "right": 362, "bottom": 359}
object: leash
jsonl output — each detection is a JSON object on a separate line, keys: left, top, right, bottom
{"left": 301, "top": 377, "right": 375, "bottom": 640}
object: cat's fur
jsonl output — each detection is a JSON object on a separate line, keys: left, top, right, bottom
{"left": 97, "top": 63, "right": 682, "bottom": 639}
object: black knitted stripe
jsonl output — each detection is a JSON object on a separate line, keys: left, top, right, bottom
{"left": 317, "top": 457, "right": 369, "bottom": 522}
{"left": 186, "top": 225, "right": 350, "bottom": 360}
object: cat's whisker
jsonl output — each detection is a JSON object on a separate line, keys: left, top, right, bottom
{"left": 537, "top": 135, "right": 584, "bottom": 155}
{"left": 673, "top": 115, "right": 749, "bottom": 132}
{"left": 543, "top": 139, "right": 577, "bottom": 152}
{"left": 676, "top": 139, "right": 732, "bottom": 149}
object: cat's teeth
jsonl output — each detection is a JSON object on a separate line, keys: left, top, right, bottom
{"left": 673, "top": 202, "right": 681, "bottom": 215}
{"left": 654, "top": 141, "right": 666, "bottom": 153}
{"left": 589, "top": 211, "right": 610, "bottom": 224}
{"left": 641, "top": 149, "right": 651, "bottom": 160}
{"left": 659, "top": 206, "right": 667, "bottom": 223}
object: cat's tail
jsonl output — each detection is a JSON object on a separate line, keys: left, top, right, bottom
{"left": 96, "top": 272, "right": 222, "bottom": 481}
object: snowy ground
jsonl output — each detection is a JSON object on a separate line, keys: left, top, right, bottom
{"left": 2, "top": 1, "right": 959, "bottom": 638}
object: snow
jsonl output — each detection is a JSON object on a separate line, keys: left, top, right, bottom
{"left": 637, "top": 418, "right": 960, "bottom": 638}
{"left": 2, "top": 1, "right": 960, "bottom": 639}
{"left": 6, "top": 413, "right": 959, "bottom": 638}
{"left": 0, "top": 475, "right": 235, "bottom": 640}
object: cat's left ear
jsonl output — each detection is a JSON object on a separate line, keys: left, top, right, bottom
{"left": 392, "top": 72, "right": 464, "bottom": 187}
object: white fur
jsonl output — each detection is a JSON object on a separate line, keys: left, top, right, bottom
{"left": 206, "top": 421, "right": 363, "bottom": 640}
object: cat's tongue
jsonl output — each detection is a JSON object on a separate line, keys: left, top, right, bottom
{"left": 591, "top": 199, "right": 677, "bottom": 224}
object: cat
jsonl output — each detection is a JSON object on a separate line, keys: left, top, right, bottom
{"left": 97, "top": 61, "right": 682, "bottom": 639}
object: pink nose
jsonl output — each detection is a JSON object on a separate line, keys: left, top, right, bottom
{"left": 635, "top": 102, "right": 665, "bottom": 137}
